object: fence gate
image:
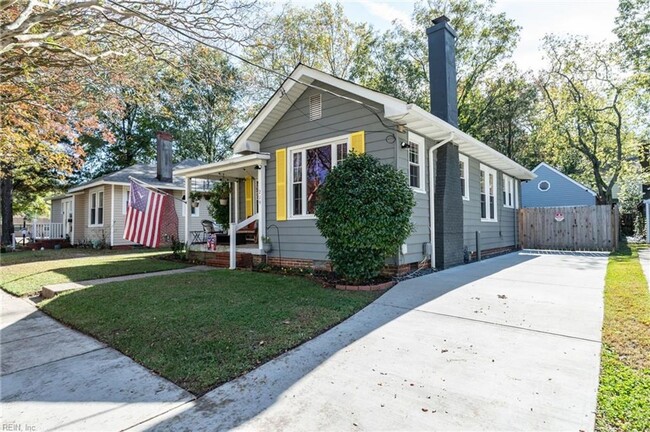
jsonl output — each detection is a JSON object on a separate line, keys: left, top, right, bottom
{"left": 518, "top": 205, "right": 619, "bottom": 251}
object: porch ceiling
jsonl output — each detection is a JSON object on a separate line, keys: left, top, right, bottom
{"left": 175, "top": 154, "right": 271, "bottom": 180}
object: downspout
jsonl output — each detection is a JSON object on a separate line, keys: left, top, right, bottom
{"left": 428, "top": 133, "right": 454, "bottom": 269}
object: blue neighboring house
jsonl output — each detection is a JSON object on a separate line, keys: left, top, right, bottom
{"left": 522, "top": 162, "right": 597, "bottom": 208}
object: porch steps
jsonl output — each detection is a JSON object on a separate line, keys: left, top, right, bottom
{"left": 204, "top": 252, "right": 254, "bottom": 269}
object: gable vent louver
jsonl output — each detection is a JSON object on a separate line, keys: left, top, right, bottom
{"left": 309, "top": 94, "right": 322, "bottom": 121}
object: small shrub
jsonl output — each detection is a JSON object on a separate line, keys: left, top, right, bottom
{"left": 170, "top": 236, "right": 185, "bottom": 260}
{"left": 315, "top": 153, "right": 415, "bottom": 283}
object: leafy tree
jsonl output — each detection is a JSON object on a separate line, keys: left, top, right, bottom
{"left": 315, "top": 153, "right": 415, "bottom": 283}
{"left": 1, "top": 0, "right": 262, "bottom": 243}
{"left": 536, "top": 35, "right": 631, "bottom": 204}
{"left": 615, "top": 0, "right": 649, "bottom": 77}
{"left": 0, "top": 92, "right": 87, "bottom": 244}
{"left": 363, "top": 0, "right": 521, "bottom": 130}
{"left": 462, "top": 64, "right": 538, "bottom": 165}
{"left": 246, "top": 1, "right": 375, "bottom": 92}
{"left": 163, "top": 47, "right": 242, "bottom": 163}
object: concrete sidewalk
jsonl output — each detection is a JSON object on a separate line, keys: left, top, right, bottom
{"left": 41, "top": 265, "right": 213, "bottom": 298}
{"left": 0, "top": 290, "right": 194, "bottom": 431}
{"left": 136, "top": 251, "right": 608, "bottom": 431}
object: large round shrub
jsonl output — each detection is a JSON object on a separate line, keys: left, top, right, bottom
{"left": 315, "top": 153, "right": 415, "bottom": 283}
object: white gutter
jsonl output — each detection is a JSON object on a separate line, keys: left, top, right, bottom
{"left": 428, "top": 133, "right": 454, "bottom": 269}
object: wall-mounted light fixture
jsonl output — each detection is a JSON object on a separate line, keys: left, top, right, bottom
{"left": 400, "top": 141, "right": 411, "bottom": 149}
{"left": 254, "top": 165, "right": 262, "bottom": 170}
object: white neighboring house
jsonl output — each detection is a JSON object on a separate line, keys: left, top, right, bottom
{"left": 46, "top": 158, "right": 209, "bottom": 247}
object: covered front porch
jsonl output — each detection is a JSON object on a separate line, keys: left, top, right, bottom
{"left": 175, "top": 153, "right": 270, "bottom": 269}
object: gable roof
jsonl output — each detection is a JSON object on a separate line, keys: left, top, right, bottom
{"left": 532, "top": 162, "right": 597, "bottom": 196}
{"left": 232, "top": 64, "right": 535, "bottom": 180}
{"left": 68, "top": 159, "right": 203, "bottom": 193}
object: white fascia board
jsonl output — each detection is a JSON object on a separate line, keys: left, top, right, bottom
{"left": 232, "top": 64, "right": 406, "bottom": 154}
{"left": 232, "top": 75, "right": 300, "bottom": 154}
{"left": 176, "top": 154, "right": 271, "bottom": 178}
{"left": 533, "top": 162, "right": 597, "bottom": 196}
{"left": 389, "top": 105, "right": 536, "bottom": 181}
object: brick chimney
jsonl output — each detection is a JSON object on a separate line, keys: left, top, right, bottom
{"left": 156, "top": 132, "right": 173, "bottom": 182}
{"left": 428, "top": 16, "right": 464, "bottom": 268}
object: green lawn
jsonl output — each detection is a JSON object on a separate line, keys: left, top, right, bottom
{"left": 40, "top": 270, "right": 382, "bottom": 394}
{"left": 596, "top": 244, "right": 650, "bottom": 431}
{"left": 0, "top": 249, "right": 187, "bottom": 296}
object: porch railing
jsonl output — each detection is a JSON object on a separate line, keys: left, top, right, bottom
{"left": 32, "top": 222, "right": 65, "bottom": 239}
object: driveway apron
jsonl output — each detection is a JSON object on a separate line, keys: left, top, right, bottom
{"left": 137, "top": 251, "right": 608, "bottom": 432}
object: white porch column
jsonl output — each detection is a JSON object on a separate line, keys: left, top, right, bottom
{"left": 71, "top": 195, "right": 75, "bottom": 244}
{"left": 229, "top": 222, "right": 237, "bottom": 269}
{"left": 184, "top": 176, "right": 191, "bottom": 248}
{"left": 233, "top": 180, "right": 239, "bottom": 224}
{"left": 646, "top": 200, "right": 650, "bottom": 244}
{"left": 258, "top": 164, "right": 266, "bottom": 251}
{"left": 110, "top": 184, "right": 115, "bottom": 247}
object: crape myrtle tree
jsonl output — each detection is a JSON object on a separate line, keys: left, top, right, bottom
{"left": 315, "top": 153, "right": 415, "bottom": 283}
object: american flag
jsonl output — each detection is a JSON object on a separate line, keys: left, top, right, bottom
{"left": 124, "top": 180, "right": 178, "bottom": 248}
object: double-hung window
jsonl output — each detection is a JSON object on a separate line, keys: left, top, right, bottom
{"left": 89, "top": 188, "right": 104, "bottom": 226}
{"left": 408, "top": 133, "right": 425, "bottom": 193}
{"left": 289, "top": 135, "right": 349, "bottom": 218}
{"left": 480, "top": 164, "right": 497, "bottom": 222}
{"left": 503, "top": 174, "right": 515, "bottom": 208}
{"left": 459, "top": 154, "right": 469, "bottom": 200}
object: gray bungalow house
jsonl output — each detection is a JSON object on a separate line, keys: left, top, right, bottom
{"left": 177, "top": 17, "right": 535, "bottom": 271}
{"left": 47, "top": 137, "right": 207, "bottom": 247}
{"left": 521, "top": 162, "right": 597, "bottom": 208}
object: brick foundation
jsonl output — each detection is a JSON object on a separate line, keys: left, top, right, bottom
{"left": 470, "top": 245, "right": 518, "bottom": 261}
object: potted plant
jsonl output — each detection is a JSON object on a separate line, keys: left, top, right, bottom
{"left": 207, "top": 182, "right": 231, "bottom": 231}
{"left": 189, "top": 191, "right": 202, "bottom": 207}
{"left": 262, "top": 236, "right": 272, "bottom": 253}
{"left": 213, "top": 181, "right": 231, "bottom": 205}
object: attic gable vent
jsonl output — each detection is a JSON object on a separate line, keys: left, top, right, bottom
{"left": 309, "top": 94, "right": 322, "bottom": 121}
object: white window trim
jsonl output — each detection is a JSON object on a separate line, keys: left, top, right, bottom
{"left": 288, "top": 134, "right": 350, "bottom": 220}
{"left": 122, "top": 186, "right": 130, "bottom": 215}
{"left": 459, "top": 153, "right": 469, "bottom": 201}
{"left": 408, "top": 132, "right": 426, "bottom": 194}
{"left": 538, "top": 180, "right": 551, "bottom": 192}
{"left": 503, "top": 174, "right": 515, "bottom": 209}
{"left": 480, "top": 164, "right": 498, "bottom": 223}
{"left": 88, "top": 187, "right": 104, "bottom": 227}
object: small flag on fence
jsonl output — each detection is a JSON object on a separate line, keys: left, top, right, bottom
{"left": 124, "top": 180, "right": 178, "bottom": 248}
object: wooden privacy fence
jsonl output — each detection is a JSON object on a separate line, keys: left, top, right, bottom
{"left": 519, "top": 205, "right": 619, "bottom": 251}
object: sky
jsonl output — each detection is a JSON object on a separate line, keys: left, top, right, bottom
{"left": 273, "top": 0, "right": 620, "bottom": 72}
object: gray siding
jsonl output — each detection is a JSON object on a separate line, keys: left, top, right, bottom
{"left": 462, "top": 157, "right": 520, "bottom": 254}
{"left": 394, "top": 134, "right": 432, "bottom": 265}
{"left": 522, "top": 165, "right": 596, "bottom": 208}
{"left": 259, "top": 82, "right": 521, "bottom": 265}
{"left": 261, "top": 83, "right": 397, "bottom": 262}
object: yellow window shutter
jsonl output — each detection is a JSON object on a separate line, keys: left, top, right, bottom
{"left": 276, "top": 149, "right": 287, "bottom": 221}
{"left": 245, "top": 176, "right": 253, "bottom": 217}
{"left": 350, "top": 131, "right": 365, "bottom": 154}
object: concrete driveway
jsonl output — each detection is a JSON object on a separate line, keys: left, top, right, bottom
{"left": 137, "top": 251, "right": 609, "bottom": 431}
{"left": 0, "top": 290, "right": 193, "bottom": 431}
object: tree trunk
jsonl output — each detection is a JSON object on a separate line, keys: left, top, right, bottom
{"left": 1, "top": 176, "right": 14, "bottom": 246}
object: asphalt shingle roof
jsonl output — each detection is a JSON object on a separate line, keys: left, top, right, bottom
{"left": 70, "top": 159, "right": 203, "bottom": 192}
